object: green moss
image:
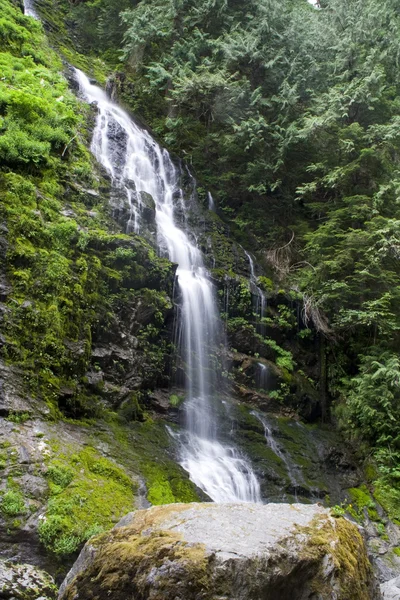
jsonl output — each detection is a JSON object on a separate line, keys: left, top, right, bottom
{"left": 142, "top": 462, "right": 199, "bottom": 505}
{"left": 136, "top": 422, "right": 200, "bottom": 504}
{"left": 169, "top": 394, "right": 184, "bottom": 407}
{"left": 45, "top": 464, "right": 74, "bottom": 489}
{"left": 364, "top": 462, "right": 379, "bottom": 482}
{"left": 347, "top": 485, "right": 377, "bottom": 521}
{"left": 298, "top": 515, "right": 374, "bottom": 599}
{"left": 1, "top": 489, "right": 26, "bottom": 516}
{"left": 5, "top": 411, "right": 30, "bottom": 423}
{"left": 393, "top": 547, "right": 400, "bottom": 557}
{"left": 61, "top": 506, "right": 209, "bottom": 600}
{"left": 373, "top": 478, "right": 400, "bottom": 522}
{"left": 144, "top": 465, "right": 176, "bottom": 505}
{"left": 38, "top": 447, "right": 137, "bottom": 558}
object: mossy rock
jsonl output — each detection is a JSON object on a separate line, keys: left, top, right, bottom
{"left": 0, "top": 560, "right": 57, "bottom": 600}
{"left": 59, "top": 502, "right": 380, "bottom": 600}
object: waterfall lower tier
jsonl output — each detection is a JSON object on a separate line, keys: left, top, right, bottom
{"left": 75, "top": 69, "right": 260, "bottom": 503}
{"left": 252, "top": 411, "right": 302, "bottom": 500}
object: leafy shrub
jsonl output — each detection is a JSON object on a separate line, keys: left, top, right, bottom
{"left": 1, "top": 490, "right": 26, "bottom": 516}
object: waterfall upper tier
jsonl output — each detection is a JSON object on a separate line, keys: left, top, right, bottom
{"left": 75, "top": 69, "right": 260, "bottom": 503}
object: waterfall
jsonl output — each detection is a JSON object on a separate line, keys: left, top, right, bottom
{"left": 256, "top": 362, "right": 270, "bottom": 391}
{"left": 23, "top": 0, "right": 38, "bottom": 18}
{"left": 252, "top": 411, "right": 301, "bottom": 500}
{"left": 75, "top": 70, "right": 260, "bottom": 503}
{"left": 208, "top": 192, "right": 216, "bottom": 211}
{"left": 245, "top": 251, "right": 266, "bottom": 335}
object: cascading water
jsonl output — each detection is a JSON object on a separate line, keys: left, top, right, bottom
{"left": 23, "top": 0, "right": 38, "bottom": 18}
{"left": 75, "top": 69, "right": 260, "bottom": 503}
{"left": 252, "top": 411, "right": 302, "bottom": 500}
{"left": 208, "top": 192, "right": 216, "bottom": 212}
{"left": 256, "top": 362, "right": 270, "bottom": 391}
{"left": 245, "top": 251, "right": 266, "bottom": 335}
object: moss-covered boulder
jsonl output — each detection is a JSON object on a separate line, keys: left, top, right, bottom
{"left": 0, "top": 560, "right": 57, "bottom": 599}
{"left": 59, "top": 502, "right": 379, "bottom": 600}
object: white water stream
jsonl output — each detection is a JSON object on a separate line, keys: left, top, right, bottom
{"left": 252, "top": 411, "right": 302, "bottom": 500}
{"left": 23, "top": 0, "right": 38, "bottom": 18}
{"left": 75, "top": 70, "right": 260, "bottom": 503}
{"left": 256, "top": 362, "right": 270, "bottom": 391}
{"left": 245, "top": 251, "right": 266, "bottom": 335}
{"left": 208, "top": 192, "right": 216, "bottom": 211}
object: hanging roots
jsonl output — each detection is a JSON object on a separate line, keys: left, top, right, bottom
{"left": 302, "top": 293, "right": 330, "bottom": 334}
{"left": 265, "top": 231, "right": 295, "bottom": 278}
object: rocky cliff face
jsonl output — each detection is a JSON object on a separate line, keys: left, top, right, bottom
{"left": 58, "top": 502, "right": 380, "bottom": 600}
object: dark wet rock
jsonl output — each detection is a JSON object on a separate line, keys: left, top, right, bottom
{"left": 139, "top": 191, "right": 156, "bottom": 224}
{"left": 64, "top": 339, "right": 87, "bottom": 357}
{"left": 109, "top": 189, "right": 131, "bottom": 226}
{"left": 147, "top": 388, "right": 173, "bottom": 414}
{"left": 229, "top": 405, "right": 362, "bottom": 505}
{"left": 0, "top": 282, "right": 11, "bottom": 302}
{"left": 84, "top": 370, "right": 104, "bottom": 388}
{"left": 0, "top": 361, "right": 43, "bottom": 417}
{"left": 15, "top": 474, "right": 48, "bottom": 500}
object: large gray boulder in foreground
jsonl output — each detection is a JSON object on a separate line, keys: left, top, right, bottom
{"left": 59, "top": 502, "right": 380, "bottom": 600}
{"left": 381, "top": 576, "right": 400, "bottom": 599}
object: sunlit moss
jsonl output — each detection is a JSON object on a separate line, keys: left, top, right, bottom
{"left": 38, "top": 447, "right": 137, "bottom": 558}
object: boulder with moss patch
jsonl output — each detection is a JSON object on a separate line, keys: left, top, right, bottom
{"left": 0, "top": 560, "right": 57, "bottom": 599}
{"left": 59, "top": 502, "right": 380, "bottom": 600}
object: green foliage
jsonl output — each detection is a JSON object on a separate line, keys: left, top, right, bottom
{"left": 2, "top": 0, "right": 400, "bottom": 530}
{"left": 331, "top": 504, "right": 346, "bottom": 518}
{"left": 268, "top": 382, "right": 291, "bottom": 403}
{"left": 1, "top": 489, "right": 26, "bottom": 516}
{"left": 5, "top": 411, "right": 30, "bottom": 423}
{"left": 122, "top": 0, "right": 400, "bottom": 508}
{"left": 338, "top": 351, "right": 400, "bottom": 480}
{"left": 0, "top": 0, "right": 176, "bottom": 419}
{"left": 373, "top": 478, "right": 400, "bottom": 523}
{"left": 69, "top": 0, "right": 132, "bottom": 54}
{"left": 347, "top": 485, "right": 380, "bottom": 522}
{"left": 169, "top": 394, "right": 184, "bottom": 407}
{"left": 263, "top": 338, "right": 295, "bottom": 372}
{"left": 38, "top": 447, "right": 136, "bottom": 558}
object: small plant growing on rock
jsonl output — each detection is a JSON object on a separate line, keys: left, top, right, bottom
{"left": 169, "top": 394, "right": 184, "bottom": 407}
{"left": 1, "top": 490, "right": 26, "bottom": 516}
{"left": 6, "top": 412, "right": 30, "bottom": 424}
{"left": 331, "top": 505, "right": 346, "bottom": 518}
